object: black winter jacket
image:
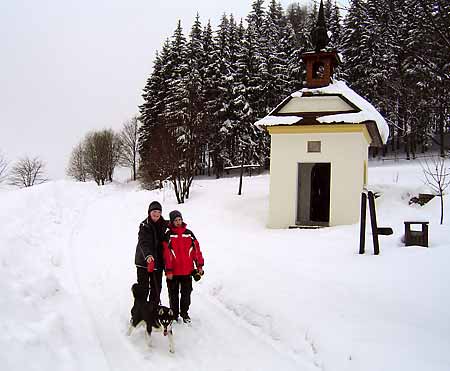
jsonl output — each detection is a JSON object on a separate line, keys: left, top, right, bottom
{"left": 134, "top": 217, "right": 168, "bottom": 270}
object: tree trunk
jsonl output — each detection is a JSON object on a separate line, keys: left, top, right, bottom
{"left": 172, "top": 176, "right": 181, "bottom": 204}
{"left": 405, "top": 134, "right": 410, "bottom": 160}
{"left": 391, "top": 127, "right": 396, "bottom": 153}
{"left": 207, "top": 151, "right": 211, "bottom": 177}
{"left": 439, "top": 108, "right": 445, "bottom": 157}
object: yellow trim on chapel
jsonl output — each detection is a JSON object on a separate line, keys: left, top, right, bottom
{"left": 267, "top": 124, "right": 372, "bottom": 144}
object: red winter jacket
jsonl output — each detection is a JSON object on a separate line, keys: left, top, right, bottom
{"left": 163, "top": 223, "right": 204, "bottom": 276}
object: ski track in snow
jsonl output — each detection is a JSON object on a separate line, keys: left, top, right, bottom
{"left": 69, "top": 188, "right": 316, "bottom": 371}
{"left": 68, "top": 191, "right": 136, "bottom": 371}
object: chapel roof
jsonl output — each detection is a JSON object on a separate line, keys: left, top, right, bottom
{"left": 255, "top": 80, "right": 389, "bottom": 146}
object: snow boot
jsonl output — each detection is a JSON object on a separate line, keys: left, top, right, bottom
{"left": 180, "top": 313, "right": 191, "bottom": 324}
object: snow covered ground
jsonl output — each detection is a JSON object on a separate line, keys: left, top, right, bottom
{"left": 1, "top": 159, "right": 449, "bottom": 371}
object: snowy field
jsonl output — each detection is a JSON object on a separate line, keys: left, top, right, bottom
{"left": 0, "top": 159, "right": 449, "bottom": 371}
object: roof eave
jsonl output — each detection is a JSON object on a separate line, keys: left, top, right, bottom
{"left": 363, "top": 120, "right": 384, "bottom": 148}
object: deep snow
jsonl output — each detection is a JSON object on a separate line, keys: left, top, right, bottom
{"left": 0, "top": 159, "right": 449, "bottom": 371}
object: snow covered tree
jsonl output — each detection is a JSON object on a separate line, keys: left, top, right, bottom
{"left": 405, "top": 0, "right": 450, "bottom": 156}
{"left": 248, "top": 0, "right": 266, "bottom": 34}
{"left": 284, "top": 20, "right": 306, "bottom": 93}
{"left": 341, "top": 0, "right": 372, "bottom": 94}
{"left": 286, "top": 2, "right": 310, "bottom": 48}
{"left": 327, "top": 1, "right": 343, "bottom": 49}
{"left": 341, "top": 0, "right": 449, "bottom": 158}
{"left": 208, "top": 14, "right": 234, "bottom": 176}
{"left": 245, "top": 4, "right": 266, "bottom": 120}
{"left": 201, "top": 20, "right": 221, "bottom": 175}
{"left": 139, "top": 39, "right": 172, "bottom": 165}
{"left": 138, "top": 4, "right": 339, "bottom": 182}
{"left": 262, "top": 0, "right": 290, "bottom": 111}
{"left": 306, "top": 0, "right": 319, "bottom": 38}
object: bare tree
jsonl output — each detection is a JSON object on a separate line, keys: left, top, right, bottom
{"left": 421, "top": 156, "right": 450, "bottom": 224}
{"left": 107, "top": 130, "right": 122, "bottom": 182}
{"left": 0, "top": 151, "right": 8, "bottom": 183}
{"left": 83, "top": 129, "right": 121, "bottom": 185}
{"left": 67, "top": 143, "right": 87, "bottom": 182}
{"left": 9, "top": 156, "right": 47, "bottom": 188}
{"left": 139, "top": 124, "right": 177, "bottom": 190}
{"left": 139, "top": 123, "right": 198, "bottom": 203}
{"left": 119, "top": 116, "right": 140, "bottom": 181}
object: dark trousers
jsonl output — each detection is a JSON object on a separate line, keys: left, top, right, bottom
{"left": 136, "top": 267, "right": 163, "bottom": 306}
{"left": 167, "top": 275, "right": 192, "bottom": 317}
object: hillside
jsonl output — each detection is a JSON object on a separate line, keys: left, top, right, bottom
{"left": 0, "top": 160, "right": 449, "bottom": 371}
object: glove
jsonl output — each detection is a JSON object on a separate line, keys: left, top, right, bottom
{"left": 192, "top": 269, "right": 204, "bottom": 282}
{"left": 147, "top": 259, "right": 155, "bottom": 273}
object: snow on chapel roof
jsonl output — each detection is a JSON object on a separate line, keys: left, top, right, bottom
{"left": 255, "top": 80, "right": 389, "bottom": 145}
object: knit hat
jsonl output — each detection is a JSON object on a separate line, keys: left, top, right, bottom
{"left": 169, "top": 210, "right": 182, "bottom": 223}
{"left": 148, "top": 201, "right": 162, "bottom": 214}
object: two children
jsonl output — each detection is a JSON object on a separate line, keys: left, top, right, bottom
{"left": 163, "top": 210, "right": 204, "bottom": 323}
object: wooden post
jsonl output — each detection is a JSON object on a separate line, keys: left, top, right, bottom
{"left": 368, "top": 191, "right": 380, "bottom": 255}
{"left": 238, "top": 151, "right": 244, "bottom": 195}
{"left": 359, "top": 192, "right": 367, "bottom": 254}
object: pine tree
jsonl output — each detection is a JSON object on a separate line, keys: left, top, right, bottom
{"left": 201, "top": 20, "right": 221, "bottom": 174}
{"left": 284, "top": 20, "right": 306, "bottom": 93}
{"left": 262, "top": 0, "right": 290, "bottom": 111}
{"left": 341, "top": 0, "right": 372, "bottom": 94}
{"left": 286, "top": 2, "right": 310, "bottom": 48}
{"left": 328, "top": 1, "right": 342, "bottom": 49}
{"left": 164, "top": 20, "right": 189, "bottom": 126}
{"left": 209, "top": 14, "right": 232, "bottom": 174}
{"left": 406, "top": 0, "right": 450, "bottom": 156}
{"left": 186, "top": 14, "right": 207, "bottom": 172}
{"left": 139, "top": 39, "right": 172, "bottom": 167}
{"left": 306, "top": 0, "right": 319, "bottom": 40}
{"left": 246, "top": 1, "right": 267, "bottom": 119}
{"left": 247, "top": 0, "right": 266, "bottom": 34}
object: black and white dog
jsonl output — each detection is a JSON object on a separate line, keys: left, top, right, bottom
{"left": 127, "top": 283, "right": 176, "bottom": 353}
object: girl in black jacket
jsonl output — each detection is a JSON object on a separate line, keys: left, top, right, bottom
{"left": 134, "top": 201, "right": 168, "bottom": 306}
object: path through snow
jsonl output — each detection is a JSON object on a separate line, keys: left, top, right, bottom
{"left": 69, "top": 185, "right": 318, "bottom": 371}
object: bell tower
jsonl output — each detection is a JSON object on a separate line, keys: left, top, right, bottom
{"left": 302, "top": 0, "right": 340, "bottom": 88}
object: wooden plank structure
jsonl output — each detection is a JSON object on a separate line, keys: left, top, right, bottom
{"left": 359, "top": 191, "right": 393, "bottom": 255}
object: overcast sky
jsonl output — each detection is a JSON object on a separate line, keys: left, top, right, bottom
{"left": 1, "top": 0, "right": 340, "bottom": 180}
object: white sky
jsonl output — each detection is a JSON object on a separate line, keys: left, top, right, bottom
{"left": 1, "top": 0, "right": 347, "bottom": 180}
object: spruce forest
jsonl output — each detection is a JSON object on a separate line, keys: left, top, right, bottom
{"left": 138, "top": 0, "right": 449, "bottom": 200}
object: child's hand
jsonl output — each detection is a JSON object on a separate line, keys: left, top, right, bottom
{"left": 166, "top": 272, "right": 173, "bottom": 280}
{"left": 198, "top": 267, "right": 204, "bottom": 275}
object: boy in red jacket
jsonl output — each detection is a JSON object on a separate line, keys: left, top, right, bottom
{"left": 163, "top": 210, "right": 204, "bottom": 323}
